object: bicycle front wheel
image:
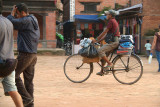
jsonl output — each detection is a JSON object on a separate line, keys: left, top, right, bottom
{"left": 112, "top": 54, "right": 143, "bottom": 85}
{"left": 64, "top": 54, "right": 93, "bottom": 83}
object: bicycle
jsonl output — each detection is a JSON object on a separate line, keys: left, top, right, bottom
{"left": 64, "top": 45, "right": 143, "bottom": 85}
{"left": 63, "top": 39, "right": 72, "bottom": 56}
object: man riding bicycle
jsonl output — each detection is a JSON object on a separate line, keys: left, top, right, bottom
{"left": 92, "top": 9, "right": 120, "bottom": 76}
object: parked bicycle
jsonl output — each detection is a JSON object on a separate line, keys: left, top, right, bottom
{"left": 63, "top": 39, "right": 72, "bottom": 56}
{"left": 64, "top": 43, "right": 143, "bottom": 85}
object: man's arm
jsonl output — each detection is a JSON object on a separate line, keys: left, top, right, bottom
{"left": 7, "top": 5, "right": 26, "bottom": 30}
{"left": 151, "top": 35, "right": 157, "bottom": 53}
{"left": 7, "top": 15, "right": 26, "bottom": 30}
{"left": 93, "top": 19, "right": 113, "bottom": 43}
{"left": 92, "top": 28, "right": 109, "bottom": 43}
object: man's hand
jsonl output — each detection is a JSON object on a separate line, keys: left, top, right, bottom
{"left": 150, "top": 49, "right": 154, "bottom": 54}
{"left": 11, "top": 5, "right": 17, "bottom": 16}
{"left": 91, "top": 38, "right": 96, "bottom": 43}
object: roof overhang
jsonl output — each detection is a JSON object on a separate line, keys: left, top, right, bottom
{"left": 3, "top": 0, "right": 57, "bottom": 13}
{"left": 74, "top": 15, "right": 106, "bottom": 22}
{"left": 118, "top": 4, "right": 142, "bottom": 15}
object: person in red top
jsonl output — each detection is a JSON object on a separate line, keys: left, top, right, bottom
{"left": 92, "top": 9, "right": 120, "bottom": 76}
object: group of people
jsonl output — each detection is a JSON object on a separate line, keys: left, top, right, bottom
{"left": 0, "top": 2, "right": 40, "bottom": 107}
{"left": 1, "top": 1, "right": 160, "bottom": 107}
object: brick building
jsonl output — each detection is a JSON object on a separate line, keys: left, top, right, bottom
{"left": 75, "top": 0, "right": 129, "bottom": 15}
{"left": 2, "top": 0, "right": 57, "bottom": 48}
{"left": 73, "top": 0, "right": 128, "bottom": 42}
{"left": 141, "top": 0, "right": 160, "bottom": 36}
{"left": 117, "top": 0, "right": 160, "bottom": 53}
{"left": 58, "top": 0, "right": 128, "bottom": 54}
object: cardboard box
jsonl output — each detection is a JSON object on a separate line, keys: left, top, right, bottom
{"left": 82, "top": 57, "right": 100, "bottom": 63}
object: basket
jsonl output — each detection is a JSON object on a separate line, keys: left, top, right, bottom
{"left": 82, "top": 57, "right": 100, "bottom": 64}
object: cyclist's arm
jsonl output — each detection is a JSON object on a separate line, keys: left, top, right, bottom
{"left": 96, "top": 28, "right": 109, "bottom": 43}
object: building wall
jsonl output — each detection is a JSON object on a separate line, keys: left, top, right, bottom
{"left": 141, "top": 0, "right": 160, "bottom": 36}
{"left": 116, "top": 0, "right": 129, "bottom": 6}
{"left": 35, "top": 14, "right": 43, "bottom": 40}
{"left": 75, "top": 0, "right": 129, "bottom": 15}
{"left": 140, "top": 0, "right": 160, "bottom": 53}
{"left": 142, "top": 16, "right": 160, "bottom": 36}
{"left": 46, "top": 12, "right": 57, "bottom": 48}
{"left": 131, "top": 0, "right": 143, "bottom": 6}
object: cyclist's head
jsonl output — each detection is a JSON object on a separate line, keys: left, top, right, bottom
{"left": 104, "top": 9, "right": 117, "bottom": 20}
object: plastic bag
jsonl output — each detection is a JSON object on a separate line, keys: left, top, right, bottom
{"left": 78, "top": 44, "right": 98, "bottom": 58}
{"left": 79, "top": 38, "right": 92, "bottom": 47}
{"left": 88, "top": 44, "right": 99, "bottom": 58}
{"left": 78, "top": 47, "right": 89, "bottom": 57}
{"left": 148, "top": 53, "right": 152, "bottom": 64}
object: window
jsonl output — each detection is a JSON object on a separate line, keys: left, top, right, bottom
{"left": 80, "top": 2, "right": 100, "bottom": 13}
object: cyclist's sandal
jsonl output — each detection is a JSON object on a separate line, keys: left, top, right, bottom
{"left": 104, "top": 64, "right": 114, "bottom": 69}
{"left": 96, "top": 72, "right": 104, "bottom": 76}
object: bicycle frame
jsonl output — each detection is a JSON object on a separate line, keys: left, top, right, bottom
{"left": 96, "top": 51, "right": 131, "bottom": 72}
{"left": 64, "top": 51, "right": 143, "bottom": 84}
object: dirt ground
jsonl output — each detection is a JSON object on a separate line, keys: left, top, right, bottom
{"left": 0, "top": 55, "right": 160, "bottom": 107}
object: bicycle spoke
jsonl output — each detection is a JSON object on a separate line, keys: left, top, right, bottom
{"left": 76, "top": 68, "right": 90, "bottom": 69}
{"left": 112, "top": 54, "right": 143, "bottom": 85}
{"left": 129, "top": 61, "right": 140, "bottom": 68}
{"left": 129, "top": 65, "right": 141, "bottom": 71}
{"left": 119, "top": 57, "right": 127, "bottom": 68}
{"left": 64, "top": 54, "right": 93, "bottom": 83}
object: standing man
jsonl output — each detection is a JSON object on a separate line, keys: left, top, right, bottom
{"left": 7, "top": 3, "right": 40, "bottom": 107}
{"left": 0, "top": 1, "right": 23, "bottom": 107}
{"left": 92, "top": 9, "right": 120, "bottom": 76}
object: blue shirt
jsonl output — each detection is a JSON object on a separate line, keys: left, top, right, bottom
{"left": 7, "top": 14, "right": 40, "bottom": 53}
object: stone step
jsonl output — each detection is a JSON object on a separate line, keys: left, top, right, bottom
{"left": 14, "top": 48, "right": 65, "bottom": 56}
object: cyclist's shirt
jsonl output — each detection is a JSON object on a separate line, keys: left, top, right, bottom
{"left": 107, "top": 18, "right": 120, "bottom": 37}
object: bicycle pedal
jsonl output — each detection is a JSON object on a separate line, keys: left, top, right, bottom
{"left": 103, "top": 69, "right": 110, "bottom": 72}
{"left": 104, "top": 71, "right": 109, "bottom": 75}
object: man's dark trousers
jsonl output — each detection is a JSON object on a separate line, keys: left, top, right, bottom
{"left": 15, "top": 52, "right": 37, "bottom": 107}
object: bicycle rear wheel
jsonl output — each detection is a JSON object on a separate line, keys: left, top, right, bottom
{"left": 112, "top": 54, "right": 143, "bottom": 85}
{"left": 64, "top": 54, "right": 93, "bottom": 83}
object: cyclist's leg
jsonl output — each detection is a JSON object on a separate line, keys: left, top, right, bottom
{"left": 98, "top": 42, "right": 118, "bottom": 64}
{"left": 99, "top": 59, "right": 106, "bottom": 72}
{"left": 97, "top": 42, "right": 119, "bottom": 75}
{"left": 99, "top": 52, "right": 111, "bottom": 72}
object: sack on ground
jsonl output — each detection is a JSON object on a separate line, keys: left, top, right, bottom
{"left": 78, "top": 44, "right": 98, "bottom": 58}
{"left": 0, "top": 59, "right": 18, "bottom": 78}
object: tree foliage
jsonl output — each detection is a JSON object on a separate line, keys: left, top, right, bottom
{"left": 98, "top": 6, "right": 112, "bottom": 16}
